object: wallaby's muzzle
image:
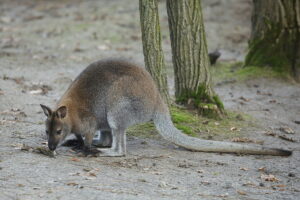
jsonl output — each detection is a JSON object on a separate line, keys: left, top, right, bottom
{"left": 48, "top": 142, "right": 57, "bottom": 151}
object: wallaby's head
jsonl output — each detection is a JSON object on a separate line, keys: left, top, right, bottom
{"left": 40, "top": 104, "right": 71, "bottom": 151}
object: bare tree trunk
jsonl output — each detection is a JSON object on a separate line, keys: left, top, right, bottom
{"left": 139, "top": 0, "right": 170, "bottom": 104}
{"left": 166, "top": 0, "right": 224, "bottom": 117}
{"left": 245, "top": 0, "right": 300, "bottom": 81}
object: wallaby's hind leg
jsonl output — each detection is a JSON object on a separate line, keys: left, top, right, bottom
{"left": 97, "top": 128, "right": 126, "bottom": 157}
{"left": 92, "top": 130, "right": 112, "bottom": 148}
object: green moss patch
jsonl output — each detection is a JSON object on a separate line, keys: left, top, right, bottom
{"left": 211, "top": 61, "right": 292, "bottom": 83}
{"left": 127, "top": 106, "right": 255, "bottom": 141}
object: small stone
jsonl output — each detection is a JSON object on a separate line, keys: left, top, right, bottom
{"left": 288, "top": 172, "right": 295, "bottom": 177}
{"left": 259, "top": 183, "right": 265, "bottom": 187}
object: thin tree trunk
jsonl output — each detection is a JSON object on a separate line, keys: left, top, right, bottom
{"left": 139, "top": 0, "right": 170, "bottom": 104}
{"left": 245, "top": 0, "right": 300, "bottom": 81}
{"left": 166, "top": 0, "right": 224, "bottom": 117}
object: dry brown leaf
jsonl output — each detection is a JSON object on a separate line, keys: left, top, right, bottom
{"left": 70, "top": 157, "right": 80, "bottom": 162}
{"left": 258, "top": 167, "right": 266, "bottom": 172}
{"left": 279, "top": 127, "right": 295, "bottom": 134}
{"left": 264, "top": 131, "right": 276, "bottom": 136}
{"left": 261, "top": 174, "right": 279, "bottom": 182}
{"left": 273, "top": 184, "right": 286, "bottom": 188}
{"left": 278, "top": 135, "right": 296, "bottom": 142}
{"left": 239, "top": 96, "right": 250, "bottom": 102}
{"left": 67, "top": 182, "right": 78, "bottom": 186}
{"left": 239, "top": 167, "right": 249, "bottom": 171}
{"left": 88, "top": 172, "right": 97, "bottom": 177}
{"left": 237, "top": 190, "right": 247, "bottom": 195}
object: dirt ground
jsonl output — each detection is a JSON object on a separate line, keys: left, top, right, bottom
{"left": 0, "top": 0, "right": 299, "bottom": 199}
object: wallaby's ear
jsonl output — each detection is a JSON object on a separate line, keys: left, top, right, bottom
{"left": 40, "top": 104, "right": 52, "bottom": 117}
{"left": 56, "top": 106, "right": 67, "bottom": 119}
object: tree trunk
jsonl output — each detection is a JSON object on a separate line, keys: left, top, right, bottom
{"left": 139, "top": 0, "right": 170, "bottom": 104}
{"left": 166, "top": 0, "right": 224, "bottom": 117}
{"left": 245, "top": 0, "right": 300, "bottom": 81}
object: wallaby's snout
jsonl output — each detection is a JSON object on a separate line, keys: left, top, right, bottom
{"left": 48, "top": 142, "right": 57, "bottom": 151}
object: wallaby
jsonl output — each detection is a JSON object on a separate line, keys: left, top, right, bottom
{"left": 40, "top": 59, "right": 292, "bottom": 157}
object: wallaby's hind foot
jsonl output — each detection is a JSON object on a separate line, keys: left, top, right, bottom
{"left": 92, "top": 131, "right": 112, "bottom": 148}
{"left": 97, "top": 148, "right": 125, "bottom": 157}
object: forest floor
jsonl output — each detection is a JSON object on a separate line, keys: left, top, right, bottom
{"left": 0, "top": 0, "right": 299, "bottom": 199}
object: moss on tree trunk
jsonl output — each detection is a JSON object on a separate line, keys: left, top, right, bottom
{"left": 245, "top": 0, "right": 300, "bottom": 81}
{"left": 139, "top": 0, "right": 170, "bottom": 104}
{"left": 166, "top": 0, "right": 224, "bottom": 118}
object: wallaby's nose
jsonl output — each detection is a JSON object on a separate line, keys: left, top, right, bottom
{"left": 48, "top": 144, "right": 56, "bottom": 151}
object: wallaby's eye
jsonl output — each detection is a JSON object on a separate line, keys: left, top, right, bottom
{"left": 57, "top": 130, "right": 62, "bottom": 135}
{"left": 46, "top": 130, "right": 49, "bottom": 134}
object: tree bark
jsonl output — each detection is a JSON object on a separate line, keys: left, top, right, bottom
{"left": 139, "top": 0, "right": 170, "bottom": 104}
{"left": 166, "top": 0, "right": 224, "bottom": 117}
{"left": 245, "top": 0, "right": 300, "bottom": 81}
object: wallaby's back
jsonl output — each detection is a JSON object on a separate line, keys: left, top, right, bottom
{"left": 58, "top": 59, "right": 165, "bottom": 129}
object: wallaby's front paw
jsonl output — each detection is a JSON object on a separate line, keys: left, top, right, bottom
{"left": 78, "top": 147, "right": 100, "bottom": 157}
{"left": 62, "top": 139, "right": 84, "bottom": 151}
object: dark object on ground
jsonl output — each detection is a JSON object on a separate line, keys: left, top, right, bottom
{"left": 209, "top": 50, "right": 221, "bottom": 65}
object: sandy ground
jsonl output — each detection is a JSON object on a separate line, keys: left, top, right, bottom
{"left": 0, "top": 0, "right": 299, "bottom": 199}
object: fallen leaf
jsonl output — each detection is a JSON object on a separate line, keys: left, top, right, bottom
{"left": 116, "top": 47, "right": 130, "bottom": 51}
{"left": 28, "top": 84, "right": 52, "bottom": 95}
{"left": 17, "top": 184, "right": 25, "bottom": 187}
{"left": 239, "top": 167, "right": 249, "bottom": 171}
{"left": 258, "top": 167, "right": 266, "bottom": 172}
{"left": 70, "top": 157, "right": 80, "bottom": 162}
{"left": 273, "top": 184, "right": 286, "bottom": 188}
{"left": 88, "top": 172, "right": 97, "bottom": 177}
{"left": 261, "top": 174, "right": 279, "bottom": 182}
{"left": 257, "top": 90, "right": 272, "bottom": 96}
{"left": 97, "top": 44, "right": 109, "bottom": 50}
{"left": 279, "top": 127, "right": 295, "bottom": 134}
{"left": 67, "top": 182, "right": 78, "bottom": 186}
{"left": 278, "top": 135, "right": 296, "bottom": 142}
{"left": 239, "top": 96, "right": 250, "bottom": 102}
{"left": 230, "top": 127, "right": 238, "bottom": 131}
{"left": 23, "top": 15, "right": 44, "bottom": 21}
{"left": 159, "top": 181, "right": 167, "bottom": 188}
{"left": 264, "top": 131, "right": 276, "bottom": 136}
{"left": 237, "top": 190, "right": 247, "bottom": 195}
{"left": 29, "top": 89, "right": 43, "bottom": 95}
{"left": 269, "top": 99, "right": 277, "bottom": 103}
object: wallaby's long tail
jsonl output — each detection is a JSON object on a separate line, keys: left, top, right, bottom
{"left": 153, "top": 113, "right": 292, "bottom": 156}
